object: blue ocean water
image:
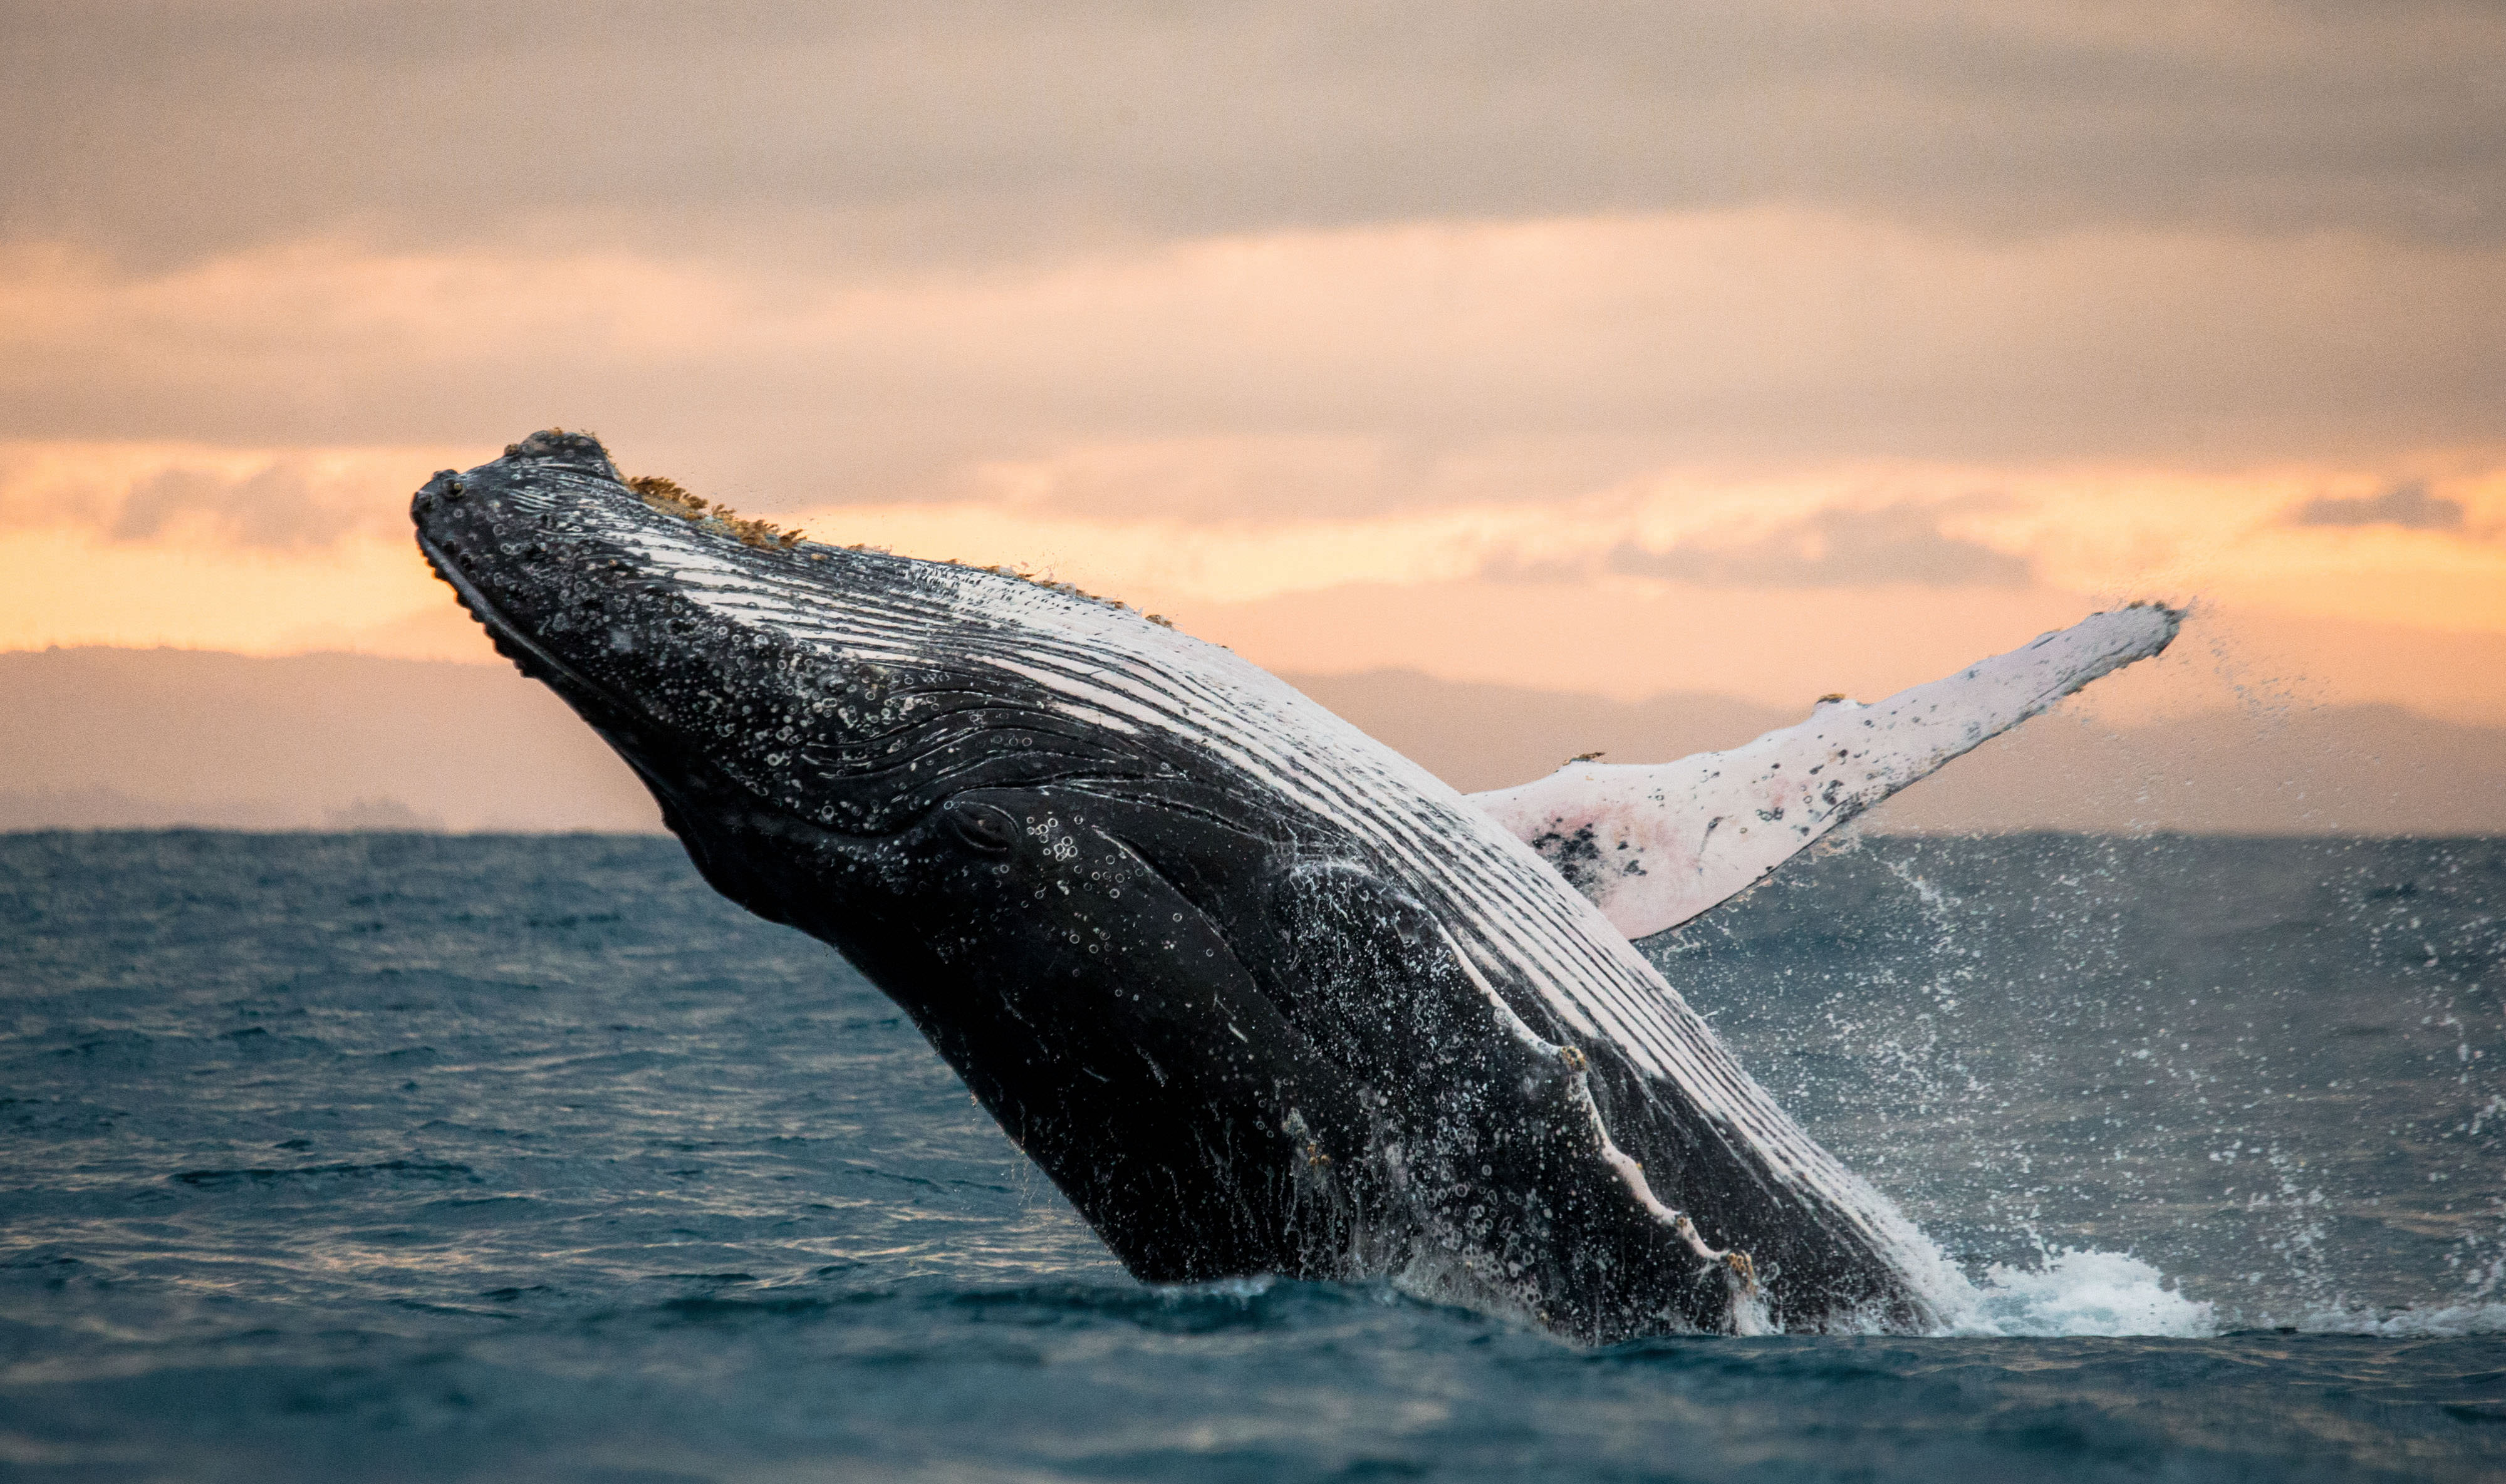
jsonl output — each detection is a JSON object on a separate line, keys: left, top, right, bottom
{"left": 1, "top": 831, "right": 2500, "bottom": 1481}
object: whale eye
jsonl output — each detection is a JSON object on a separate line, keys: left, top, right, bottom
{"left": 945, "top": 801, "right": 1021, "bottom": 854}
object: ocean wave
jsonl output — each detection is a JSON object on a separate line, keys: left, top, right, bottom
{"left": 2285, "top": 1301, "right": 2506, "bottom": 1337}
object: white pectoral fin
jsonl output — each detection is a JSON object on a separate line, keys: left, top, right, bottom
{"left": 1471, "top": 603, "right": 2184, "bottom": 940}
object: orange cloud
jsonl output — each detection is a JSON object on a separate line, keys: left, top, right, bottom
{"left": 7, "top": 439, "right": 2501, "bottom": 727}
{"left": 4, "top": 207, "right": 2501, "bottom": 725}
{"left": 6, "top": 210, "right": 2502, "bottom": 482}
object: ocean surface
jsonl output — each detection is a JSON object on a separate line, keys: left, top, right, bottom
{"left": 2, "top": 830, "right": 2500, "bottom": 1481}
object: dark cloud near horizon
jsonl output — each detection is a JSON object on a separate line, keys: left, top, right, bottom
{"left": 4, "top": 1, "right": 2503, "bottom": 265}
{"left": 1495, "top": 504, "right": 2037, "bottom": 590}
{"left": 2286, "top": 479, "right": 2467, "bottom": 531}
{"left": 2, "top": 457, "right": 393, "bottom": 549}
{"left": 111, "top": 463, "right": 384, "bottom": 548}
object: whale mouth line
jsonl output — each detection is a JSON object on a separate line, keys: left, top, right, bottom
{"left": 417, "top": 529, "right": 761, "bottom": 841}
{"left": 415, "top": 529, "right": 639, "bottom": 726}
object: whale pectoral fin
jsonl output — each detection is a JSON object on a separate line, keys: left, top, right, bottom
{"left": 1469, "top": 603, "right": 2183, "bottom": 941}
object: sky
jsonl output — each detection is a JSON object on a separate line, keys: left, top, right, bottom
{"left": 5, "top": 1, "right": 2504, "bottom": 726}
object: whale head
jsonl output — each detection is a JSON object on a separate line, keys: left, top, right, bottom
{"left": 412, "top": 430, "right": 1399, "bottom": 1282}
{"left": 410, "top": 431, "right": 1185, "bottom": 840}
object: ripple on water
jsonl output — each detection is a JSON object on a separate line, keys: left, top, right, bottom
{"left": 0, "top": 831, "right": 2498, "bottom": 1482}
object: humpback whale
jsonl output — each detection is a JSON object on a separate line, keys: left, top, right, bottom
{"left": 413, "top": 430, "right": 2180, "bottom": 1341}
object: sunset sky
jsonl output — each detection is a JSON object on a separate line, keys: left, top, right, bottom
{"left": 6, "top": 2, "right": 2503, "bottom": 727}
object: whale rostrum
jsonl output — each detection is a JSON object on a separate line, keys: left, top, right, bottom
{"left": 413, "top": 430, "right": 2181, "bottom": 1341}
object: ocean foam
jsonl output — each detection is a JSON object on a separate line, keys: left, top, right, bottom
{"left": 1948, "top": 1249, "right": 2218, "bottom": 1338}
{"left": 2287, "top": 1301, "right": 2506, "bottom": 1337}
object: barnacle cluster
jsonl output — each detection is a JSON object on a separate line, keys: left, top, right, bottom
{"left": 965, "top": 563, "right": 1177, "bottom": 629}
{"left": 628, "top": 474, "right": 808, "bottom": 551}
{"left": 628, "top": 472, "right": 1176, "bottom": 628}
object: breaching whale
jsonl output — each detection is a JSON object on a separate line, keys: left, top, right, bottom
{"left": 413, "top": 430, "right": 2180, "bottom": 1341}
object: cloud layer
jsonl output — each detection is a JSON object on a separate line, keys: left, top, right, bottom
{"left": 2287, "top": 480, "right": 2468, "bottom": 531}
{"left": 1601, "top": 504, "right": 2035, "bottom": 589}
{"left": 6, "top": 212, "right": 2502, "bottom": 493}
{"left": 9, "top": 1, "right": 2503, "bottom": 264}
{"left": 4, "top": 1, "right": 2501, "bottom": 737}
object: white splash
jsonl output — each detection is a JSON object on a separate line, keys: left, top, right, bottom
{"left": 1933, "top": 1243, "right": 2506, "bottom": 1337}
{"left": 1945, "top": 1249, "right": 2218, "bottom": 1338}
